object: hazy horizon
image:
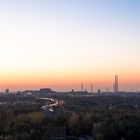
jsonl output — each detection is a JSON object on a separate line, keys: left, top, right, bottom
{"left": 0, "top": 0, "right": 140, "bottom": 91}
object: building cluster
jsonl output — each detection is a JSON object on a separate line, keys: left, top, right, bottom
{"left": 73, "top": 75, "right": 119, "bottom": 94}
{"left": 20, "top": 88, "right": 55, "bottom": 96}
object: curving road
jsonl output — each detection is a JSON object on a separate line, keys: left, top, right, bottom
{"left": 40, "top": 97, "right": 65, "bottom": 112}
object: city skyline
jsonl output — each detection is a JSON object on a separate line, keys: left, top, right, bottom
{"left": 0, "top": 75, "right": 139, "bottom": 93}
{"left": 0, "top": 0, "right": 140, "bottom": 91}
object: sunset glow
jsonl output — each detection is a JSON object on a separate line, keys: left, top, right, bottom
{"left": 0, "top": 0, "right": 140, "bottom": 91}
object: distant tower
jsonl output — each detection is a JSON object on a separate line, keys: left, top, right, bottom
{"left": 114, "top": 75, "right": 118, "bottom": 93}
{"left": 91, "top": 84, "right": 93, "bottom": 93}
{"left": 81, "top": 84, "right": 83, "bottom": 92}
{"left": 113, "top": 83, "right": 115, "bottom": 93}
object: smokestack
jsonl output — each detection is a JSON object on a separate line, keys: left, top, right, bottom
{"left": 81, "top": 84, "right": 83, "bottom": 92}
{"left": 91, "top": 84, "right": 93, "bottom": 93}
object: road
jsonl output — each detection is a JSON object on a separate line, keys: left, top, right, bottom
{"left": 40, "top": 97, "right": 65, "bottom": 112}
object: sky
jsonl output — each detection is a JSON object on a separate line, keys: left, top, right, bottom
{"left": 0, "top": 0, "right": 140, "bottom": 92}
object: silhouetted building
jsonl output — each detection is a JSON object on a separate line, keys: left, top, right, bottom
{"left": 40, "top": 88, "right": 54, "bottom": 95}
{"left": 98, "top": 89, "right": 101, "bottom": 93}
{"left": 71, "top": 89, "right": 74, "bottom": 93}
{"left": 5, "top": 89, "right": 9, "bottom": 94}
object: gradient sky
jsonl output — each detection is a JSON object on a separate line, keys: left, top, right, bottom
{"left": 0, "top": 0, "right": 140, "bottom": 92}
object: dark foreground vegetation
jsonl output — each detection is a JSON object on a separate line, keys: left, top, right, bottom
{"left": 0, "top": 96, "right": 139, "bottom": 140}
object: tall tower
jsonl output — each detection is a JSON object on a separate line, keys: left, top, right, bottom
{"left": 91, "top": 84, "right": 93, "bottom": 93}
{"left": 81, "top": 84, "right": 83, "bottom": 92}
{"left": 115, "top": 75, "right": 118, "bottom": 93}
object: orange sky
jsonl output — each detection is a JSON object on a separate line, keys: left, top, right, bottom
{"left": 0, "top": 71, "right": 140, "bottom": 92}
{"left": 0, "top": 1, "right": 140, "bottom": 92}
